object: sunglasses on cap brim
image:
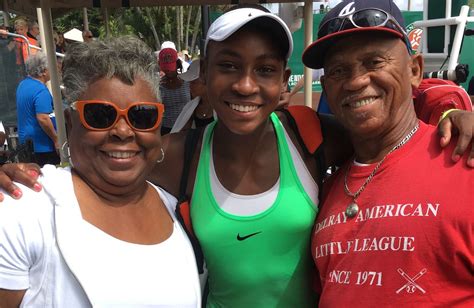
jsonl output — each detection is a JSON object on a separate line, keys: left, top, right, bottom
{"left": 71, "top": 100, "right": 164, "bottom": 132}
{"left": 318, "top": 8, "right": 411, "bottom": 50}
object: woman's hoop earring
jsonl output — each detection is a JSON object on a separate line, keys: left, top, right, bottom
{"left": 156, "top": 148, "right": 165, "bottom": 163}
{"left": 61, "top": 141, "right": 70, "bottom": 159}
{"left": 61, "top": 140, "right": 74, "bottom": 167}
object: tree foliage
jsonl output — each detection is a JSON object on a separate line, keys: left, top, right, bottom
{"left": 52, "top": 5, "right": 227, "bottom": 56}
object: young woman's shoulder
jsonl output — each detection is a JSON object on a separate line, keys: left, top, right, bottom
{"left": 149, "top": 130, "right": 204, "bottom": 197}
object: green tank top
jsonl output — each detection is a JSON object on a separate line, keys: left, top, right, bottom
{"left": 191, "top": 113, "right": 318, "bottom": 307}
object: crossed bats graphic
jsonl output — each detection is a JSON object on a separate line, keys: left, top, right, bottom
{"left": 396, "top": 268, "right": 427, "bottom": 294}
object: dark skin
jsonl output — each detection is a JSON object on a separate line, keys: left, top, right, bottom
{"left": 160, "top": 70, "right": 183, "bottom": 90}
{"left": 0, "top": 32, "right": 472, "bottom": 200}
{"left": 0, "top": 27, "right": 346, "bottom": 202}
{"left": 0, "top": 77, "right": 173, "bottom": 306}
{"left": 322, "top": 33, "right": 423, "bottom": 162}
{"left": 66, "top": 77, "right": 172, "bottom": 245}
{"left": 0, "top": 289, "right": 25, "bottom": 308}
{"left": 154, "top": 28, "right": 346, "bottom": 199}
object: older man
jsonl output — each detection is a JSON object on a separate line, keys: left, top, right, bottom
{"left": 16, "top": 52, "right": 59, "bottom": 166}
{"left": 303, "top": 0, "right": 473, "bottom": 306}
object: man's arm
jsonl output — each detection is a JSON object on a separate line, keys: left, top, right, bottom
{"left": 36, "top": 114, "right": 58, "bottom": 150}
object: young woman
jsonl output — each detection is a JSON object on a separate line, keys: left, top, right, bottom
{"left": 156, "top": 7, "right": 344, "bottom": 306}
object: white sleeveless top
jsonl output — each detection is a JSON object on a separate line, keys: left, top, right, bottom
{"left": 0, "top": 165, "right": 201, "bottom": 307}
{"left": 208, "top": 124, "right": 319, "bottom": 216}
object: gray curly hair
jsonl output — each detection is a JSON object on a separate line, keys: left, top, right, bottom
{"left": 25, "top": 52, "right": 48, "bottom": 77}
{"left": 62, "top": 35, "right": 160, "bottom": 104}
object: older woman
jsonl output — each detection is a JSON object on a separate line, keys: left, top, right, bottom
{"left": 0, "top": 36, "right": 200, "bottom": 307}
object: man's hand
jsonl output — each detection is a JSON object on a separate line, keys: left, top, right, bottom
{"left": 438, "top": 110, "right": 474, "bottom": 167}
{"left": 0, "top": 163, "right": 42, "bottom": 202}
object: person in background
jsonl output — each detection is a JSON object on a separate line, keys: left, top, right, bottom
{"left": 27, "top": 20, "right": 40, "bottom": 51}
{"left": 82, "top": 29, "right": 93, "bottom": 43}
{"left": 0, "top": 26, "right": 19, "bottom": 105}
{"left": 160, "top": 41, "right": 189, "bottom": 72}
{"left": 58, "top": 32, "right": 66, "bottom": 52}
{"left": 159, "top": 47, "right": 191, "bottom": 135}
{"left": 302, "top": 0, "right": 473, "bottom": 305}
{"left": 0, "top": 35, "right": 201, "bottom": 307}
{"left": 16, "top": 52, "right": 59, "bottom": 166}
{"left": 171, "top": 59, "right": 214, "bottom": 132}
{"left": 53, "top": 31, "right": 66, "bottom": 53}
{"left": 13, "top": 19, "right": 29, "bottom": 74}
{"left": 182, "top": 50, "right": 192, "bottom": 64}
{"left": 177, "top": 50, "right": 190, "bottom": 72}
{"left": 288, "top": 68, "right": 332, "bottom": 113}
{"left": 289, "top": 68, "right": 324, "bottom": 98}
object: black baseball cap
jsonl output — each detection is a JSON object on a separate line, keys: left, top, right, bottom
{"left": 302, "top": 0, "right": 410, "bottom": 69}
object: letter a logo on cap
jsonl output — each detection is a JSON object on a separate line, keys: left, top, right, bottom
{"left": 339, "top": 2, "right": 356, "bottom": 16}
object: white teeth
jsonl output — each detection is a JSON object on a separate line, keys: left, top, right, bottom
{"left": 229, "top": 103, "right": 258, "bottom": 113}
{"left": 349, "top": 97, "right": 376, "bottom": 108}
{"left": 107, "top": 152, "right": 136, "bottom": 159}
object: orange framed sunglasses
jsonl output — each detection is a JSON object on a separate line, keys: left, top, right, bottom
{"left": 71, "top": 100, "right": 164, "bottom": 132}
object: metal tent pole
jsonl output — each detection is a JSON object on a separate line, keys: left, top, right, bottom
{"left": 304, "top": 0, "right": 313, "bottom": 108}
{"left": 39, "top": 0, "right": 68, "bottom": 164}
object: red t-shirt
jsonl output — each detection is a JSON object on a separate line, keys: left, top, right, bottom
{"left": 312, "top": 122, "right": 473, "bottom": 307}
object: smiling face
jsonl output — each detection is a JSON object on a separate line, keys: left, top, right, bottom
{"left": 67, "top": 77, "right": 162, "bottom": 192}
{"left": 321, "top": 32, "right": 422, "bottom": 139}
{"left": 203, "top": 27, "right": 290, "bottom": 135}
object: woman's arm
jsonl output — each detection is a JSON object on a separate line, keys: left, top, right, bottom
{"left": 0, "top": 289, "right": 26, "bottom": 308}
{"left": 319, "top": 113, "right": 353, "bottom": 169}
{"left": 438, "top": 110, "right": 474, "bottom": 167}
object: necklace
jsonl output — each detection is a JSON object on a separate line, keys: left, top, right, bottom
{"left": 344, "top": 123, "right": 420, "bottom": 218}
{"left": 195, "top": 106, "right": 212, "bottom": 118}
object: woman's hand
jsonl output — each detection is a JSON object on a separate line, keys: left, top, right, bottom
{"left": 0, "top": 163, "right": 42, "bottom": 201}
{"left": 438, "top": 110, "right": 474, "bottom": 167}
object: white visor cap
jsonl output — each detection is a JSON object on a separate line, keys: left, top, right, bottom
{"left": 204, "top": 8, "right": 293, "bottom": 61}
